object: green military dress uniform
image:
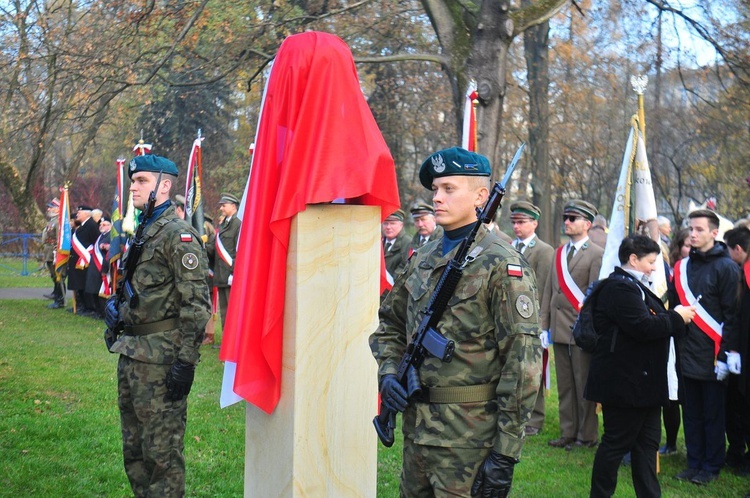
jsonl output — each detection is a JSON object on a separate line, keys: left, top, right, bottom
{"left": 214, "top": 212, "right": 241, "bottom": 328}
{"left": 370, "top": 227, "right": 543, "bottom": 496}
{"left": 110, "top": 204, "right": 210, "bottom": 497}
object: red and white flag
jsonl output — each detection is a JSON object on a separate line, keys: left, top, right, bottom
{"left": 219, "top": 32, "right": 400, "bottom": 412}
{"left": 461, "top": 81, "right": 478, "bottom": 152}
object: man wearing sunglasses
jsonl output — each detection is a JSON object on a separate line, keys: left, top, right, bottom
{"left": 541, "top": 199, "right": 604, "bottom": 450}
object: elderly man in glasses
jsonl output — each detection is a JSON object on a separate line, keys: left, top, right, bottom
{"left": 541, "top": 199, "right": 604, "bottom": 450}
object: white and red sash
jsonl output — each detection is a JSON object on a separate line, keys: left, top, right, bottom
{"left": 72, "top": 232, "right": 92, "bottom": 269}
{"left": 555, "top": 245, "right": 585, "bottom": 310}
{"left": 216, "top": 226, "right": 233, "bottom": 267}
{"left": 93, "top": 235, "right": 112, "bottom": 296}
{"left": 93, "top": 235, "right": 105, "bottom": 272}
{"left": 674, "top": 257, "right": 722, "bottom": 356}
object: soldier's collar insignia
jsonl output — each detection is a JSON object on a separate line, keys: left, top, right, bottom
{"left": 528, "top": 239, "right": 536, "bottom": 248}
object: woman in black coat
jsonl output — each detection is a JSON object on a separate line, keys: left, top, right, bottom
{"left": 586, "top": 235, "right": 695, "bottom": 498}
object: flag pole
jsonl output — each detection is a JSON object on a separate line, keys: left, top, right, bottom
{"left": 632, "top": 75, "right": 648, "bottom": 142}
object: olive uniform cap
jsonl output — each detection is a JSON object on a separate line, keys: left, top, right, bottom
{"left": 218, "top": 193, "right": 240, "bottom": 206}
{"left": 385, "top": 209, "right": 406, "bottom": 222}
{"left": 564, "top": 199, "right": 598, "bottom": 222}
{"left": 510, "top": 201, "right": 541, "bottom": 221}
{"left": 410, "top": 202, "right": 435, "bottom": 218}
{"left": 128, "top": 154, "right": 178, "bottom": 179}
{"left": 419, "top": 147, "right": 491, "bottom": 189}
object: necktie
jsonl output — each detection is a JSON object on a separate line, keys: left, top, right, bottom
{"left": 567, "top": 244, "right": 575, "bottom": 264}
{"left": 516, "top": 241, "right": 525, "bottom": 253}
{"left": 385, "top": 241, "right": 393, "bottom": 252}
{"left": 420, "top": 236, "right": 427, "bottom": 246}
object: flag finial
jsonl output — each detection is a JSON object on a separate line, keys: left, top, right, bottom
{"left": 630, "top": 74, "right": 648, "bottom": 95}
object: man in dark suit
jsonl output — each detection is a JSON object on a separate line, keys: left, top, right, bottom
{"left": 214, "top": 193, "right": 241, "bottom": 345}
{"left": 510, "top": 200, "right": 554, "bottom": 436}
{"left": 541, "top": 199, "right": 604, "bottom": 449}
{"left": 67, "top": 205, "right": 100, "bottom": 314}
{"left": 586, "top": 235, "right": 694, "bottom": 497}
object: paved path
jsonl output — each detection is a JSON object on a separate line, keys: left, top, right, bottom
{"left": 0, "top": 288, "right": 73, "bottom": 300}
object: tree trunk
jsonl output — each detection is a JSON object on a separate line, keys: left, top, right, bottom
{"left": 523, "top": 10, "right": 552, "bottom": 244}
{"left": 470, "top": 0, "right": 513, "bottom": 174}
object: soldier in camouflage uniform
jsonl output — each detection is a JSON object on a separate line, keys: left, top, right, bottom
{"left": 370, "top": 147, "right": 542, "bottom": 498}
{"left": 105, "top": 154, "right": 211, "bottom": 498}
{"left": 42, "top": 198, "right": 66, "bottom": 308}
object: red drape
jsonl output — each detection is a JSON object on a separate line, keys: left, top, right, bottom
{"left": 219, "top": 31, "right": 400, "bottom": 413}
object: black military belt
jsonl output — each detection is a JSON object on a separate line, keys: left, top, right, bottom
{"left": 415, "top": 383, "right": 498, "bottom": 404}
{"left": 123, "top": 317, "right": 180, "bottom": 336}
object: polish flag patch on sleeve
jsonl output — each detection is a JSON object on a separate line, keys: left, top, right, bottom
{"left": 180, "top": 233, "right": 192, "bottom": 242}
{"left": 507, "top": 264, "right": 523, "bottom": 278}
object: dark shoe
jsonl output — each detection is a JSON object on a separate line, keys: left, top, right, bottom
{"left": 548, "top": 437, "right": 575, "bottom": 448}
{"left": 659, "top": 444, "right": 677, "bottom": 456}
{"left": 524, "top": 426, "right": 541, "bottom": 436}
{"left": 575, "top": 439, "right": 598, "bottom": 448}
{"left": 674, "top": 468, "right": 699, "bottom": 481}
{"left": 690, "top": 470, "right": 719, "bottom": 485}
{"left": 43, "top": 292, "right": 55, "bottom": 300}
{"left": 47, "top": 301, "right": 64, "bottom": 309}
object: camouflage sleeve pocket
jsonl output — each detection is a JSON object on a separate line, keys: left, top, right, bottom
{"left": 496, "top": 370, "right": 520, "bottom": 413}
{"left": 501, "top": 288, "right": 540, "bottom": 337}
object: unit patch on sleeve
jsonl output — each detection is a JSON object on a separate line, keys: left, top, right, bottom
{"left": 182, "top": 253, "right": 199, "bottom": 270}
{"left": 515, "top": 294, "right": 534, "bottom": 319}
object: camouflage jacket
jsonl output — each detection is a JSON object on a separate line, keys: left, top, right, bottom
{"left": 370, "top": 227, "right": 542, "bottom": 459}
{"left": 111, "top": 206, "right": 211, "bottom": 365}
{"left": 41, "top": 217, "right": 58, "bottom": 262}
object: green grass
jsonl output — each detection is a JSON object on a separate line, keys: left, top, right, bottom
{"left": 1, "top": 293, "right": 747, "bottom": 497}
{"left": 0, "top": 257, "right": 50, "bottom": 287}
{"left": 0, "top": 300, "right": 244, "bottom": 497}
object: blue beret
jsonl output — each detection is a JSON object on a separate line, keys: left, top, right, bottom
{"left": 128, "top": 154, "right": 178, "bottom": 179}
{"left": 419, "top": 147, "right": 491, "bottom": 189}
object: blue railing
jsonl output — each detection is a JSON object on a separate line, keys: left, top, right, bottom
{"left": 1, "top": 233, "right": 43, "bottom": 276}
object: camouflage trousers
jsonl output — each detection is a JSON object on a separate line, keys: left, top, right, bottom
{"left": 117, "top": 355, "right": 188, "bottom": 498}
{"left": 400, "top": 436, "right": 491, "bottom": 497}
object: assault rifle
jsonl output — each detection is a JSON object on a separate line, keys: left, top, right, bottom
{"left": 373, "top": 143, "right": 526, "bottom": 447}
{"left": 104, "top": 171, "right": 163, "bottom": 348}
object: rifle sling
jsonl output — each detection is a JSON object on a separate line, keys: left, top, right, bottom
{"left": 123, "top": 317, "right": 180, "bottom": 336}
{"left": 415, "top": 382, "right": 497, "bottom": 404}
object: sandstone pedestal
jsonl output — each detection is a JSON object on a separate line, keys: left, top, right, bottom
{"left": 245, "top": 205, "right": 381, "bottom": 497}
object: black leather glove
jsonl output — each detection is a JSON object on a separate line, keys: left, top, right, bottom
{"left": 104, "top": 296, "right": 120, "bottom": 330}
{"left": 380, "top": 374, "right": 408, "bottom": 413}
{"left": 165, "top": 360, "right": 196, "bottom": 401}
{"left": 471, "top": 451, "right": 517, "bottom": 498}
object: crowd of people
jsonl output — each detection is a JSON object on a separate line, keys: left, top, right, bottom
{"left": 41, "top": 185, "right": 240, "bottom": 346}
{"left": 375, "top": 147, "right": 750, "bottom": 497}
{"left": 35, "top": 144, "right": 749, "bottom": 497}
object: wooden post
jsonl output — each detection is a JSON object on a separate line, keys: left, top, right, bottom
{"left": 244, "top": 204, "right": 380, "bottom": 497}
